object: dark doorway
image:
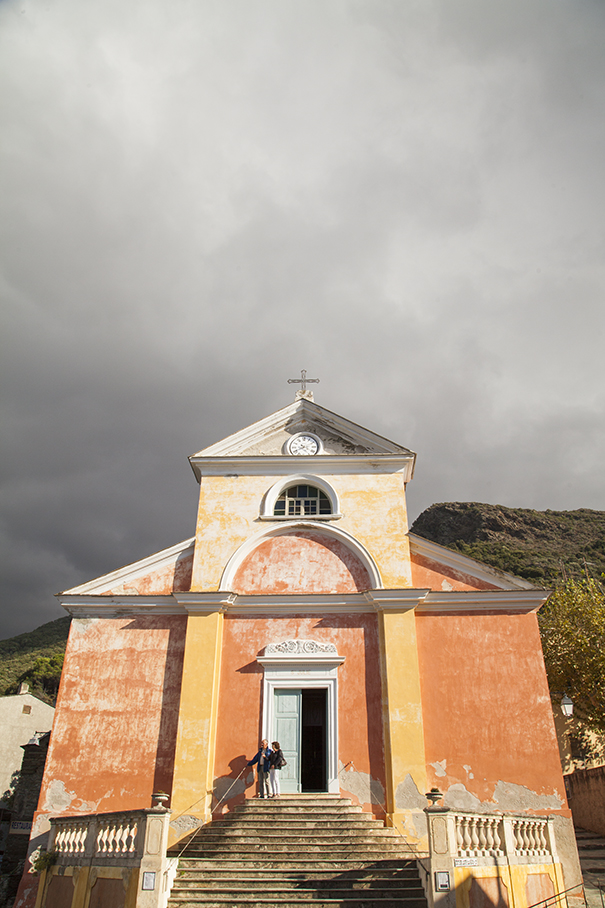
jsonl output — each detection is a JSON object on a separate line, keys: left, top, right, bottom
{"left": 301, "top": 688, "right": 327, "bottom": 791}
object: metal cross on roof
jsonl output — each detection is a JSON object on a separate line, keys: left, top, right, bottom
{"left": 287, "top": 370, "right": 320, "bottom": 394}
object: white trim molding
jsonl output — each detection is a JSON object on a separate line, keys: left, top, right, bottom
{"left": 259, "top": 474, "right": 342, "bottom": 520}
{"left": 259, "top": 639, "right": 345, "bottom": 794}
{"left": 219, "top": 521, "right": 383, "bottom": 591}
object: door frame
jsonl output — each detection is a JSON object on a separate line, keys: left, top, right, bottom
{"left": 258, "top": 641, "right": 344, "bottom": 794}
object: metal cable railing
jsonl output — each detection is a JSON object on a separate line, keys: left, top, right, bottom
{"left": 526, "top": 882, "right": 587, "bottom": 908}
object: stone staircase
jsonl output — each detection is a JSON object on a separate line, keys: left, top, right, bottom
{"left": 575, "top": 827, "right": 605, "bottom": 908}
{"left": 167, "top": 794, "right": 429, "bottom": 908}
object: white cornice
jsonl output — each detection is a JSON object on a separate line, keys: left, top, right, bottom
{"left": 417, "top": 589, "right": 550, "bottom": 614}
{"left": 408, "top": 533, "right": 537, "bottom": 591}
{"left": 56, "top": 588, "right": 550, "bottom": 620}
{"left": 58, "top": 595, "right": 184, "bottom": 618}
{"left": 189, "top": 454, "right": 415, "bottom": 482}
{"left": 60, "top": 538, "right": 195, "bottom": 595}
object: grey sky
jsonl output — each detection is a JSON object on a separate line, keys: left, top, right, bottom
{"left": 1, "top": 0, "right": 604, "bottom": 638}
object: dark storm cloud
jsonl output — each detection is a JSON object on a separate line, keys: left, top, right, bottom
{"left": 1, "top": 0, "right": 604, "bottom": 637}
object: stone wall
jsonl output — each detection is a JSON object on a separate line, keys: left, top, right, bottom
{"left": 565, "top": 765, "right": 605, "bottom": 837}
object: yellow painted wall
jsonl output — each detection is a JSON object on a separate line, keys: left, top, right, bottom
{"left": 378, "top": 608, "right": 428, "bottom": 844}
{"left": 170, "top": 610, "right": 223, "bottom": 844}
{"left": 190, "top": 471, "right": 412, "bottom": 591}
{"left": 453, "top": 862, "right": 566, "bottom": 908}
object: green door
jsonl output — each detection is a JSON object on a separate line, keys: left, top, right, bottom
{"left": 274, "top": 689, "right": 301, "bottom": 793}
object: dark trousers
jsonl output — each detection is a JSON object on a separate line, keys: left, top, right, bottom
{"left": 258, "top": 770, "right": 270, "bottom": 798}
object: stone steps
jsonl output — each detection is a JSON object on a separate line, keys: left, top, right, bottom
{"left": 174, "top": 877, "right": 421, "bottom": 889}
{"left": 167, "top": 795, "right": 428, "bottom": 908}
{"left": 168, "top": 901, "right": 426, "bottom": 908}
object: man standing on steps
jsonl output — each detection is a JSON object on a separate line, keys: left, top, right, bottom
{"left": 247, "top": 739, "right": 272, "bottom": 798}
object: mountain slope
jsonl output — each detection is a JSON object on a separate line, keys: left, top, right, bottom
{"left": 0, "top": 616, "right": 71, "bottom": 704}
{"left": 410, "top": 503, "right": 605, "bottom": 587}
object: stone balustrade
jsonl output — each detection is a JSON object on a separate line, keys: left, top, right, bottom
{"left": 426, "top": 808, "right": 561, "bottom": 908}
{"left": 43, "top": 808, "right": 176, "bottom": 908}
{"left": 452, "top": 812, "right": 553, "bottom": 861}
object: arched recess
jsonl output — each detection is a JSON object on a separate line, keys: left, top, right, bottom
{"left": 260, "top": 474, "right": 341, "bottom": 519}
{"left": 220, "top": 522, "right": 382, "bottom": 593}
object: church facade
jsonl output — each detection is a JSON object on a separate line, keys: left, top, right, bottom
{"left": 17, "top": 395, "right": 580, "bottom": 907}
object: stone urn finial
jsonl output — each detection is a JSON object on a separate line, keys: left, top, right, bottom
{"left": 151, "top": 791, "right": 170, "bottom": 808}
{"left": 425, "top": 787, "right": 443, "bottom": 807}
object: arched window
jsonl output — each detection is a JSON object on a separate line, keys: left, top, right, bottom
{"left": 274, "top": 484, "right": 332, "bottom": 517}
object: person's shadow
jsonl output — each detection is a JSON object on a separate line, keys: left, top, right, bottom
{"left": 212, "top": 754, "right": 254, "bottom": 814}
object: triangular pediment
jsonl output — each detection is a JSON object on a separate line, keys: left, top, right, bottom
{"left": 60, "top": 538, "right": 195, "bottom": 596}
{"left": 191, "top": 399, "right": 414, "bottom": 458}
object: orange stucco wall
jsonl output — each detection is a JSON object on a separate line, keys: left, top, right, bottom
{"left": 103, "top": 550, "right": 193, "bottom": 596}
{"left": 213, "top": 613, "right": 385, "bottom": 812}
{"left": 37, "top": 615, "right": 186, "bottom": 817}
{"left": 410, "top": 552, "right": 499, "bottom": 591}
{"left": 416, "top": 611, "right": 569, "bottom": 813}
{"left": 232, "top": 532, "right": 371, "bottom": 594}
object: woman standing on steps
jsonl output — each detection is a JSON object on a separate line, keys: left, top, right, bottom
{"left": 247, "top": 739, "right": 272, "bottom": 798}
{"left": 269, "top": 741, "right": 285, "bottom": 799}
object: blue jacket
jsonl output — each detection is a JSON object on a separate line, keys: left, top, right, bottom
{"left": 248, "top": 747, "right": 272, "bottom": 772}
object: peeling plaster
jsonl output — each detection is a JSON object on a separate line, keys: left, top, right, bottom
{"left": 41, "top": 779, "right": 98, "bottom": 815}
{"left": 441, "top": 579, "right": 454, "bottom": 591}
{"left": 338, "top": 763, "right": 385, "bottom": 809}
{"left": 71, "top": 618, "right": 98, "bottom": 634}
{"left": 395, "top": 773, "right": 426, "bottom": 810}
{"left": 411, "top": 809, "right": 428, "bottom": 839}
{"left": 443, "top": 783, "right": 483, "bottom": 811}
{"left": 440, "top": 780, "right": 564, "bottom": 812}
{"left": 430, "top": 760, "right": 447, "bottom": 778}
{"left": 31, "top": 813, "right": 51, "bottom": 838}
{"left": 463, "top": 764, "right": 474, "bottom": 780}
{"left": 170, "top": 814, "right": 203, "bottom": 837}
{"left": 42, "top": 778, "right": 75, "bottom": 812}
{"left": 493, "top": 781, "right": 563, "bottom": 811}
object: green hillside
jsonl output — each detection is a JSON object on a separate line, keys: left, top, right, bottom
{"left": 0, "top": 616, "right": 71, "bottom": 705}
{"left": 410, "top": 503, "right": 605, "bottom": 587}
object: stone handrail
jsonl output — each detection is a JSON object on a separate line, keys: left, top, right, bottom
{"left": 47, "top": 808, "right": 176, "bottom": 908}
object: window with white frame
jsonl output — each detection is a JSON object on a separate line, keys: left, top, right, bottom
{"left": 273, "top": 484, "right": 332, "bottom": 517}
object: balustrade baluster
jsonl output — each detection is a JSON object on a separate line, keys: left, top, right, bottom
{"left": 470, "top": 817, "right": 480, "bottom": 855}
{"left": 455, "top": 818, "right": 464, "bottom": 855}
{"left": 529, "top": 821, "right": 539, "bottom": 854}
{"left": 462, "top": 817, "right": 473, "bottom": 854}
{"left": 485, "top": 819, "right": 495, "bottom": 855}
{"left": 478, "top": 818, "right": 488, "bottom": 855}
{"left": 538, "top": 822, "right": 548, "bottom": 854}
{"left": 520, "top": 821, "right": 530, "bottom": 854}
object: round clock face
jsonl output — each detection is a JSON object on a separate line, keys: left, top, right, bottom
{"left": 288, "top": 434, "right": 320, "bottom": 456}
